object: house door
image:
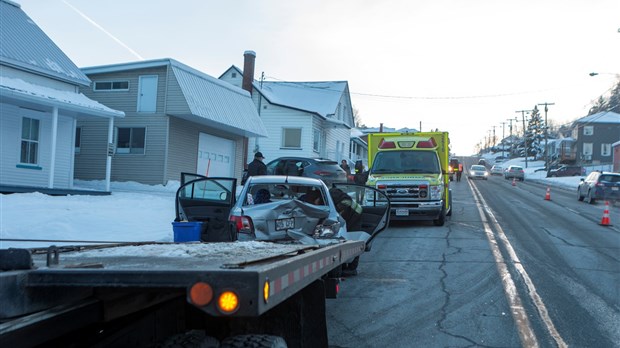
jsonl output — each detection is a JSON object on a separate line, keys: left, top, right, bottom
{"left": 137, "top": 75, "right": 158, "bottom": 113}
{"left": 197, "top": 133, "right": 235, "bottom": 177}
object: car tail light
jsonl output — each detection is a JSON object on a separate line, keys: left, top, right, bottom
{"left": 379, "top": 140, "right": 396, "bottom": 149}
{"left": 229, "top": 215, "right": 253, "bottom": 234}
{"left": 313, "top": 170, "right": 333, "bottom": 177}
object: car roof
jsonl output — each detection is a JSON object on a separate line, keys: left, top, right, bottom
{"left": 246, "top": 175, "right": 326, "bottom": 185}
{"left": 268, "top": 157, "right": 338, "bottom": 165}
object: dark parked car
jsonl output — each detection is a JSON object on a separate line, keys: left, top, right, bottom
{"left": 265, "top": 157, "right": 348, "bottom": 187}
{"left": 577, "top": 171, "right": 620, "bottom": 204}
{"left": 547, "top": 165, "right": 583, "bottom": 177}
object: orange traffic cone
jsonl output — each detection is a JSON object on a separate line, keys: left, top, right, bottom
{"left": 544, "top": 187, "right": 551, "bottom": 201}
{"left": 512, "top": 178, "right": 516, "bottom": 186}
{"left": 599, "top": 201, "right": 612, "bottom": 226}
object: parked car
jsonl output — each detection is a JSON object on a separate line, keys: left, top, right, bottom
{"left": 469, "top": 165, "right": 489, "bottom": 180}
{"left": 266, "top": 157, "right": 348, "bottom": 187}
{"left": 490, "top": 164, "right": 504, "bottom": 175}
{"left": 504, "top": 165, "right": 525, "bottom": 181}
{"left": 547, "top": 165, "right": 583, "bottom": 177}
{"left": 577, "top": 171, "right": 620, "bottom": 204}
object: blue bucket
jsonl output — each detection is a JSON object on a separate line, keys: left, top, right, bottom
{"left": 172, "top": 221, "right": 202, "bottom": 242}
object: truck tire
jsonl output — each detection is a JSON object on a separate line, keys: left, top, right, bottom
{"left": 433, "top": 208, "right": 446, "bottom": 226}
{"left": 158, "top": 330, "right": 219, "bottom": 348}
{"left": 220, "top": 334, "right": 287, "bottom": 348}
{"left": 343, "top": 256, "right": 360, "bottom": 272}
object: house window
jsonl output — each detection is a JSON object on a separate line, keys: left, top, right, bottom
{"left": 583, "top": 143, "right": 593, "bottom": 156}
{"left": 94, "top": 81, "right": 129, "bottom": 91}
{"left": 20, "top": 117, "right": 40, "bottom": 164}
{"left": 75, "top": 127, "right": 82, "bottom": 153}
{"left": 313, "top": 128, "right": 321, "bottom": 152}
{"left": 231, "top": 72, "right": 237, "bottom": 78}
{"left": 282, "top": 128, "right": 302, "bottom": 149}
{"left": 116, "top": 127, "right": 146, "bottom": 154}
{"left": 583, "top": 126, "right": 593, "bottom": 136}
{"left": 601, "top": 143, "right": 611, "bottom": 156}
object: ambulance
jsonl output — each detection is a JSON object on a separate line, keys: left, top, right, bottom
{"left": 365, "top": 131, "right": 452, "bottom": 226}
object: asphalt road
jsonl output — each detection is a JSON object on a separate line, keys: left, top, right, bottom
{"left": 326, "top": 168, "right": 620, "bottom": 348}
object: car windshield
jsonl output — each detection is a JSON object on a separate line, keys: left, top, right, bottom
{"left": 373, "top": 151, "right": 440, "bottom": 174}
{"left": 471, "top": 165, "right": 486, "bottom": 171}
{"left": 599, "top": 174, "right": 620, "bottom": 183}
{"left": 510, "top": 166, "right": 523, "bottom": 171}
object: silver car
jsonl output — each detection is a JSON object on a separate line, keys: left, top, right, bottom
{"left": 469, "top": 165, "right": 489, "bottom": 180}
{"left": 175, "top": 174, "right": 391, "bottom": 272}
{"left": 504, "top": 165, "right": 525, "bottom": 181}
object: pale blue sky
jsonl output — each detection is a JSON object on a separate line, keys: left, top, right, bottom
{"left": 16, "top": 0, "right": 620, "bottom": 155}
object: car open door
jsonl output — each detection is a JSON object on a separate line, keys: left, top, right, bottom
{"left": 175, "top": 176, "right": 237, "bottom": 242}
{"left": 332, "top": 183, "right": 390, "bottom": 251}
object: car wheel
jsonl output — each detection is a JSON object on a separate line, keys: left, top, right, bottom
{"left": 433, "top": 208, "right": 446, "bottom": 226}
{"left": 577, "top": 189, "right": 584, "bottom": 201}
{"left": 587, "top": 190, "right": 596, "bottom": 204}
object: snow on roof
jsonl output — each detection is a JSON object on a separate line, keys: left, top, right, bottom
{"left": 0, "top": 0, "right": 91, "bottom": 86}
{"left": 574, "top": 111, "right": 620, "bottom": 124}
{"left": 1, "top": 76, "right": 124, "bottom": 117}
{"left": 255, "top": 81, "right": 347, "bottom": 117}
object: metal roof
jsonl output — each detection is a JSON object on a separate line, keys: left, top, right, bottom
{"left": 254, "top": 81, "right": 347, "bottom": 118}
{"left": 0, "top": 0, "right": 91, "bottom": 86}
{"left": 82, "top": 58, "right": 267, "bottom": 138}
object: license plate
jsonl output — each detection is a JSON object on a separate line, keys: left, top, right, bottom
{"left": 395, "top": 208, "right": 409, "bottom": 216}
{"left": 276, "top": 218, "right": 295, "bottom": 231}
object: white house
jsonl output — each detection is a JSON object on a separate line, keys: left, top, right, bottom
{"left": 0, "top": 0, "right": 124, "bottom": 194}
{"left": 219, "top": 52, "right": 354, "bottom": 166}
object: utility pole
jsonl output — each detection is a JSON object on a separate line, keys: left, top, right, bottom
{"left": 506, "top": 118, "right": 515, "bottom": 157}
{"left": 515, "top": 109, "right": 531, "bottom": 168}
{"left": 500, "top": 122, "right": 506, "bottom": 158}
{"left": 538, "top": 102, "right": 555, "bottom": 170}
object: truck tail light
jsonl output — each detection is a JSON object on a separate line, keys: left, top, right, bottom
{"left": 416, "top": 137, "right": 437, "bottom": 148}
{"left": 229, "top": 215, "right": 253, "bottom": 234}
{"left": 217, "top": 290, "right": 240, "bottom": 314}
{"left": 189, "top": 282, "right": 214, "bottom": 307}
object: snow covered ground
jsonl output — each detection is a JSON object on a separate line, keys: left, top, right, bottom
{"left": 0, "top": 157, "right": 594, "bottom": 249}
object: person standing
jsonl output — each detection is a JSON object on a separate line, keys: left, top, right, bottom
{"left": 456, "top": 162, "right": 463, "bottom": 182}
{"left": 340, "top": 160, "right": 351, "bottom": 174}
{"left": 245, "top": 152, "right": 267, "bottom": 182}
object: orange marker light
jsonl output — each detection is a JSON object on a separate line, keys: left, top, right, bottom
{"left": 189, "top": 282, "right": 213, "bottom": 307}
{"left": 218, "top": 291, "right": 239, "bottom": 314}
{"left": 263, "top": 280, "right": 270, "bottom": 303}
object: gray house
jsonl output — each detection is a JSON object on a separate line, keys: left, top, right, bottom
{"left": 0, "top": 0, "right": 124, "bottom": 194}
{"left": 219, "top": 52, "right": 354, "bottom": 166}
{"left": 77, "top": 58, "right": 267, "bottom": 186}
{"left": 571, "top": 111, "right": 620, "bottom": 165}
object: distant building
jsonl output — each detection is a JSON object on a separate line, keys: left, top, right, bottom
{"left": 571, "top": 111, "right": 620, "bottom": 165}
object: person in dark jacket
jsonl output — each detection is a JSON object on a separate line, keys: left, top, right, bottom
{"left": 246, "top": 152, "right": 267, "bottom": 180}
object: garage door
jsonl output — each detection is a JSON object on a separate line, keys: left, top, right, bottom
{"left": 197, "top": 133, "right": 235, "bottom": 177}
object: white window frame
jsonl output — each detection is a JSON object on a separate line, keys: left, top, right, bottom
{"left": 313, "top": 128, "right": 321, "bottom": 152}
{"left": 583, "top": 126, "right": 593, "bottom": 136}
{"left": 601, "top": 143, "right": 611, "bottom": 156}
{"left": 115, "top": 127, "right": 146, "bottom": 154}
{"left": 282, "top": 128, "right": 302, "bottom": 149}
{"left": 93, "top": 80, "right": 129, "bottom": 91}
{"left": 582, "top": 142, "right": 593, "bottom": 156}
{"left": 20, "top": 117, "right": 40, "bottom": 165}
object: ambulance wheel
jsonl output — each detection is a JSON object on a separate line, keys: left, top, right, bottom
{"left": 433, "top": 209, "right": 446, "bottom": 226}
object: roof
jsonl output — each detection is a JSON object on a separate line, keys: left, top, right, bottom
{"left": 1, "top": 76, "right": 124, "bottom": 118}
{"left": 82, "top": 58, "right": 268, "bottom": 138}
{"left": 254, "top": 81, "right": 348, "bottom": 118}
{"left": 574, "top": 111, "right": 620, "bottom": 124}
{"left": 0, "top": 0, "right": 90, "bottom": 86}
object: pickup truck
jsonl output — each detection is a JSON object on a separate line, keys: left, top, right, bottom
{"left": 0, "top": 176, "right": 390, "bottom": 347}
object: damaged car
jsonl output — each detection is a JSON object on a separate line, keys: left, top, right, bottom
{"left": 175, "top": 173, "right": 391, "bottom": 273}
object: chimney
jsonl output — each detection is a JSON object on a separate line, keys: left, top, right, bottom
{"left": 242, "top": 50, "right": 256, "bottom": 95}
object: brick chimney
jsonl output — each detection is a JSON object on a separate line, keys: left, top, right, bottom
{"left": 242, "top": 50, "right": 256, "bottom": 95}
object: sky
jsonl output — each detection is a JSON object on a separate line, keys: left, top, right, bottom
{"left": 2, "top": 157, "right": 613, "bottom": 250}
{"left": 14, "top": 0, "right": 620, "bottom": 155}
